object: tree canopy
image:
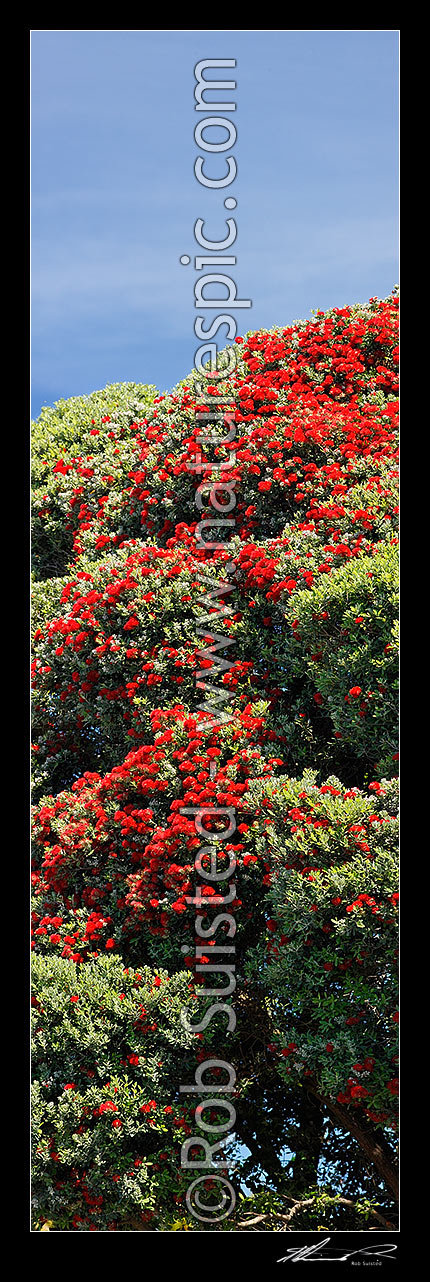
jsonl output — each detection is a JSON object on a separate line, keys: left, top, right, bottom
{"left": 31, "top": 291, "right": 399, "bottom": 1232}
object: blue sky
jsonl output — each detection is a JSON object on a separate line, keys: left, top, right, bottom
{"left": 31, "top": 30, "right": 399, "bottom": 419}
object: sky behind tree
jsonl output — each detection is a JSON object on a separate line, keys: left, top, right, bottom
{"left": 31, "top": 29, "right": 399, "bottom": 418}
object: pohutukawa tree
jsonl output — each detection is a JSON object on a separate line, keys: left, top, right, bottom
{"left": 31, "top": 291, "right": 399, "bottom": 1232}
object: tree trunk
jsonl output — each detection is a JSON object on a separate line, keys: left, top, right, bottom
{"left": 322, "top": 1095, "right": 398, "bottom": 1203}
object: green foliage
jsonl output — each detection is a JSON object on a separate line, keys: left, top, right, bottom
{"left": 248, "top": 775, "right": 398, "bottom": 1125}
{"left": 284, "top": 543, "right": 398, "bottom": 778}
{"left": 32, "top": 383, "right": 158, "bottom": 580}
{"left": 31, "top": 954, "right": 202, "bottom": 1231}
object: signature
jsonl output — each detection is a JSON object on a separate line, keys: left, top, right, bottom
{"left": 277, "top": 1237, "right": 397, "bottom": 1263}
